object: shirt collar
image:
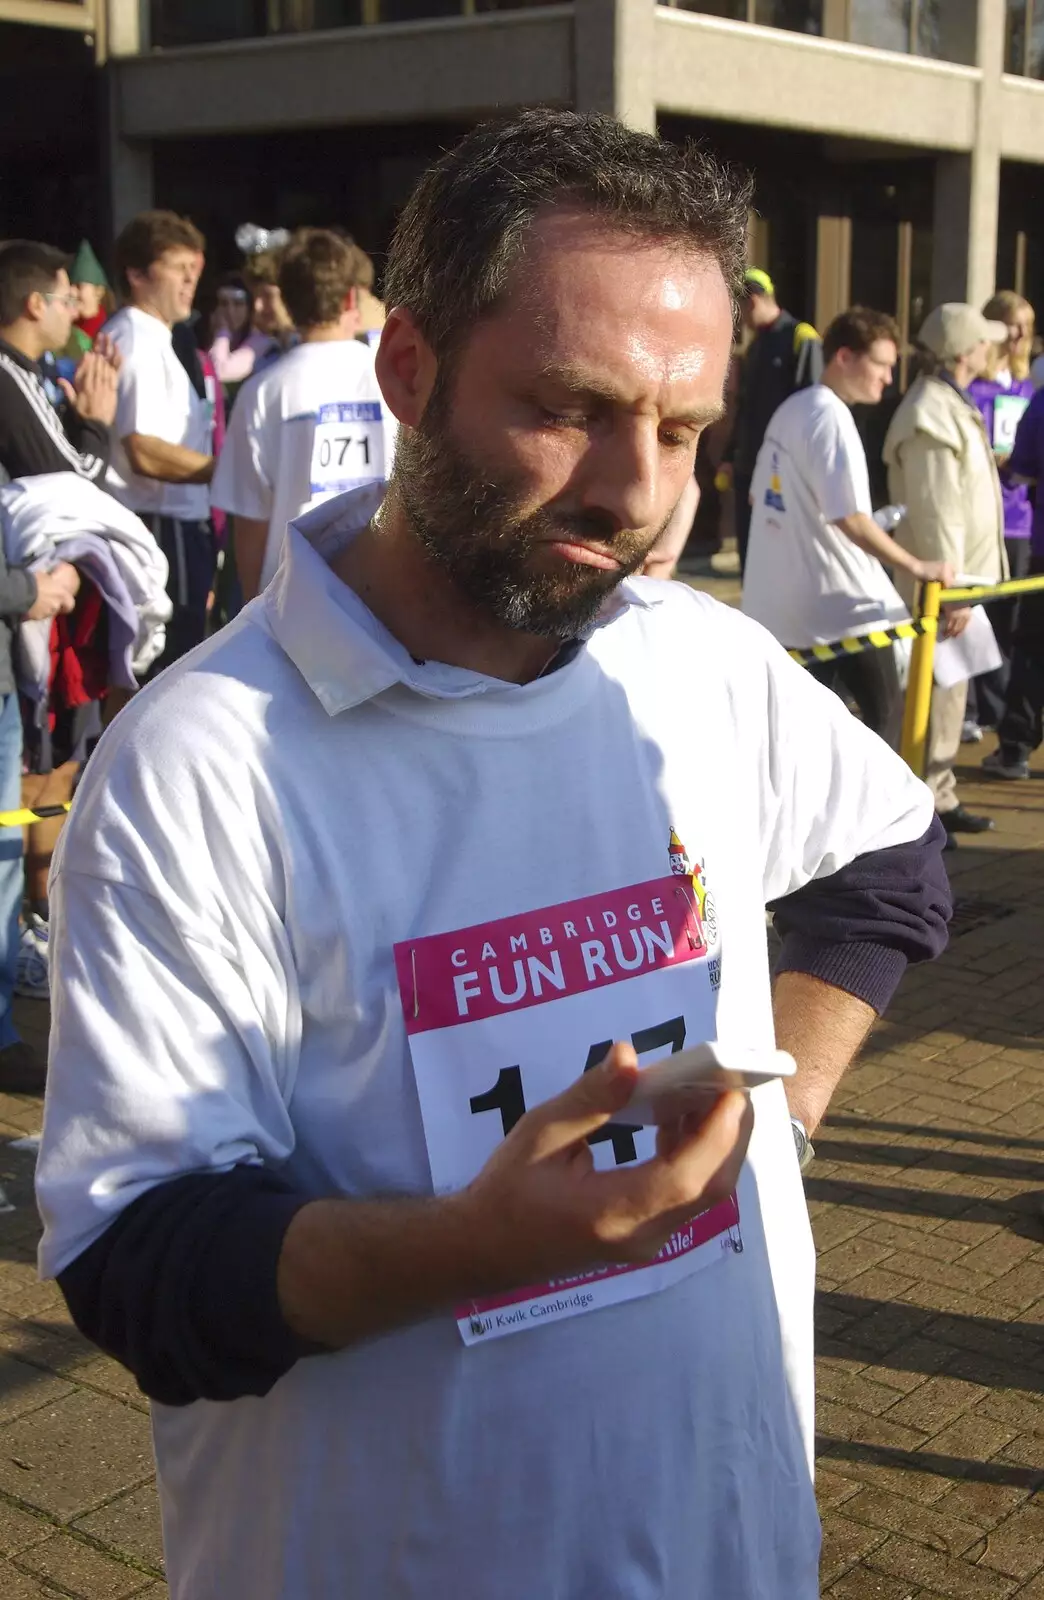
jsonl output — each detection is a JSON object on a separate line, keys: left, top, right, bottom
{"left": 0, "top": 335, "right": 41, "bottom": 376}
{"left": 936, "top": 367, "right": 980, "bottom": 412}
{"left": 263, "top": 484, "right": 659, "bottom": 717}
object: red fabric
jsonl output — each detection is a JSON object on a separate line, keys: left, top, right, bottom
{"left": 75, "top": 311, "right": 106, "bottom": 344}
{"left": 48, "top": 581, "right": 109, "bottom": 721}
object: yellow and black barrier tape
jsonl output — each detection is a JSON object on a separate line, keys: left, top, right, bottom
{"left": 0, "top": 802, "right": 71, "bottom": 829}
{"left": 939, "top": 573, "right": 1044, "bottom": 606}
{"left": 788, "top": 616, "right": 936, "bottom": 668}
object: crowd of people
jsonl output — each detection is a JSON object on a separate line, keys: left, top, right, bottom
{"left": 0, "top": 105, "right": 1027, "bottom": 1598}
{"left": 710, "top": 267, "right": 1044, "bottom": 842}
{"left": 0, "top": 213, "right": 395, "bottom": 1090}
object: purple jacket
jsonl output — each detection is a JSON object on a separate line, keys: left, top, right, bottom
{"left": 968, "top": 375, "right": 1034, "bottom": 540}
{"left": 1008, "top": 385, "right": 1044, "bottom": 556}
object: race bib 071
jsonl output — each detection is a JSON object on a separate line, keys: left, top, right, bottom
{"left": 393, "top": 856, "right": 740, "bottom": 1347}
{"left": 309, "top": 400, "right": 385, "bottom": 496}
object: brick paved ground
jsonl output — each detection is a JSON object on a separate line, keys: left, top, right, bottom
{"left": 0, "top": 574, "right": 1039, "bottom": 1595}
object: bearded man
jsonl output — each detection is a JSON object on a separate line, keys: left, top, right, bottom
{"left": 36, "top": 111, "right": 949, "bottom": 1600}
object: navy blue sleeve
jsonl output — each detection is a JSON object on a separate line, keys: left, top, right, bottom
{"left": 57, "top": 1165, "right": 317, "bottom": 1406}
{"left": 769, "top": 817, "right": 951, "bottom": 1013}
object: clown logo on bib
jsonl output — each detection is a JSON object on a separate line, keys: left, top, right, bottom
{"left": 668, "top": 828, "right": 720, "bottom": 954}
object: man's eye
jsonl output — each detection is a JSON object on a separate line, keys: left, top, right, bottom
{"left": 541, "top": 408, "right": 588, "bottom": 428}
{"left": 661, "top": 429, "right": 696, "bottom": 450}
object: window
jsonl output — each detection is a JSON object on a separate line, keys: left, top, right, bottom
{"left": 849, "top": 0, "right": 975, "bottom": 64}
{"left": 150, "top": 0, "right": 554, "bottom": 48}
{"left": 1006, "top": 0, "right": 1044, "bottom": 77}
{"left": 671, "top": 0, "right": 975, "bottom": 62}
{"left": 752, "top": 0, "right": 822, "bottom": 33}
{"left": 666, "top": 1, "right": 819, "bottom": 27}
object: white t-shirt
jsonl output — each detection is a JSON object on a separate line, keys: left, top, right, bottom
{"left": 210, "top": 339, "right": 395, "bottom": 593}
{"left": 104, "top": 307, "right": 213, "bottom": 522}
{"left": 742, "top": 384, "right": 908, "bottom": 648}
{"left": 37, "top": 486, "right": 933, "bottom": 1600}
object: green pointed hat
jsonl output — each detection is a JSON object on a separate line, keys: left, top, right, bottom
{"left": 69, "top": 239, "right": 108, "bottom": 289}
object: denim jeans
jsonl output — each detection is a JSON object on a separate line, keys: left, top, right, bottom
{"left": 0, "top": 693, "right": 23, "bottom": 1047}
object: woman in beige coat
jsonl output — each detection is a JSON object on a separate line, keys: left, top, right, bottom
{"left": 883, "top": 303, "right": 1009, "bottom": 839}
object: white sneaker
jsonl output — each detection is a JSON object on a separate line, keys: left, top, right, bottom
{"left": 15, "top": 925, "right": 48, "bottom": 1000}
{"left": 961, "top": 720, "right": 984, "bottom": 744}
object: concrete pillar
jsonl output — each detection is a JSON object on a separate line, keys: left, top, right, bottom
{"left": 815, "top": 212, "right": 852, "bottom": 334}
{"left": 102, "top": 63, "right": 153, "bottom": 238}
{"left": 929, "top": 0, "right": 1002, "bottom": 308}
{"left": 104, "top": 0, "right": 147, "bottom": 58}
{"left": 574, "top": 0, "right": 656, "bottom": 133}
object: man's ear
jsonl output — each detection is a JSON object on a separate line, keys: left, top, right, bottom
{"left": 23, "top": 291, "right": 46, "bottom": 325}
{"left": 344, "top": 287, "right": 358, "bottom": 313}
{"left": 375, "top": 306, "right": 438, "bottom": 428}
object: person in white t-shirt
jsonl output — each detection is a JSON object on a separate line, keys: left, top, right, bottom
{"left": 36, "top": 113, "right": 951, "bottom": 1600}
{"left": 104, "top": 211, "right": 216, "bottom": 672}
{"left": 743, "top": 307, "right": 952, "bottom": 745}
{"left": 211, "top": 228, "right": 395, "bottom": 602}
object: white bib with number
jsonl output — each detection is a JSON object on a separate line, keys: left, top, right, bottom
{"left": 309, "top": 401, "right": 385, "bottom": 498}
{"left": 394, "top": 869, "right": 740, "bottom": 1346}
{"left": 993, "top": 393, "right": 1029, "bottom": 454}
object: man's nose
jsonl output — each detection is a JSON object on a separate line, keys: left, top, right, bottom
{"left": 580, "top": 419, "right": 660, "bottom": 533}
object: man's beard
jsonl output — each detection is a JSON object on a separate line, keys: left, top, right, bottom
{"left": 393, "top": 386, "right": 671, "bottom": 640}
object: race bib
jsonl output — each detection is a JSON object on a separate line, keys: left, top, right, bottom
{"left": 393, "top": 863, "right": 740, "bottom": 1347}
{"left": 993, "top": 393, "right": 1029, "bottom": 454}
{"left": 309, "top": 400, "right": 385, "bottom": 496}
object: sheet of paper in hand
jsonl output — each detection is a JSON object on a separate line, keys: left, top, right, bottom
{"left": 393, "top": 852, "right": 741, "bottom": 1347}
{"left": 309, "top": 401, "right": 385, "bottom": 498}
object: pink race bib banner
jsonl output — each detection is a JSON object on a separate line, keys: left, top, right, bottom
{"left": 394, "top": 869, "right": 739, "bottom": 1347}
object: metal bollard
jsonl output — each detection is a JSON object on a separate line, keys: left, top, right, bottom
{"left": 899, "top": 581, "right": 941, "bottom": 779}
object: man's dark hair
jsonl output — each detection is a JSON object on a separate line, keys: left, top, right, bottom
{"left": 0, "top": 240, "right": 70, "bottom": 326}
{"left": 823, "top": 306, "right": 901, "bottom": 364}
{"left": 278, "top": 228, "right": 364, "bottom": 328}
{"left": 113, "top": 210, "right": 205, "bottom": 296}
{"left": 383, "top": 109, "right": 751, "bottom": 364}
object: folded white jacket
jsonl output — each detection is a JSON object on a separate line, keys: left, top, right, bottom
{"left": 0, "top": 474, "right": 172, "bottom": 703}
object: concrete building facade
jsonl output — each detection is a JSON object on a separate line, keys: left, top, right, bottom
{"left": 3, "top": 1, "right": 1044, "bottom": 342}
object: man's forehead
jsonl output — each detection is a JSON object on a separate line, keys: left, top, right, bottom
{"left": 498, "top": 221, "right": 731, "bottom": 400}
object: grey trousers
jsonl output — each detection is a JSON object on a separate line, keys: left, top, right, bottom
{"left": 926, "top": 679, "right": 968, "bottom": 815}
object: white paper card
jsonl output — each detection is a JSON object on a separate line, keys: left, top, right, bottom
{"left": 934, "top": 606, "right": 1003, "bottom": 689}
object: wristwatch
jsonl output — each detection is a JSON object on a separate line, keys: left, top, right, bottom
{"left": 791, "top": 1116, "right": 815, "bottom": 1173}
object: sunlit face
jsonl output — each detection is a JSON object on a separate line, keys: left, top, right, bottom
{"left": 74, "top": 281, "right": 105, "bottom": 320}
{"left": 740, "top": 290, "right": 777, "bottom": 333}
{"left": 965, "top": 337, "right": 992, "bottom": 381}
{"left": 128, "top": 247, "right": 199, "bottom": 326}
{"left": 843, "top": 338, "right": 897, "bottom": 405}
{"left": 391, "top": 211, "right": 734, "bottom": 639}
{"left": 1007, "top": 314, "right": 1032, "bottom": 350}
{"left": 36, "top": 268, "right": 77, "bottom": 352}
{"left": 253, "top": 282, "right": 290, "bottom": 334}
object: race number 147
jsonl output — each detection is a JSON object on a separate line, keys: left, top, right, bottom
{"left": 469, "top": 1016, "right": 686, "bottom": 1166}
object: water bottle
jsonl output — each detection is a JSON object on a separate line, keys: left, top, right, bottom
{"left": 873, "top": 504, "right": 906, "bottom": 532}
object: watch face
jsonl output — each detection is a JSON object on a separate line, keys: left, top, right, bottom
{"left": 791, "top": 1118, "right": 813, "bottom": 1171}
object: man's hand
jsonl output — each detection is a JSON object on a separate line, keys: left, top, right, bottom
{"left": 277, "top": 1043, "right": 752, "bottom": 1351}
{"left": 59, "top": 351, "right": 119, "bottom": 427}
{"left": 942, "top": 604, "right": 973, "bottom": 639}
{"left": 458, "top": 1043, "right": 752, "bottom": 1288}
{"left": 25, "top": 562, "right": 80, "bottom": 621}
{"left": 92, "top": 332, "right": 122, "bottom": 374}
{"left": 910, "top": 557, "right": 955, "bottom": 588}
